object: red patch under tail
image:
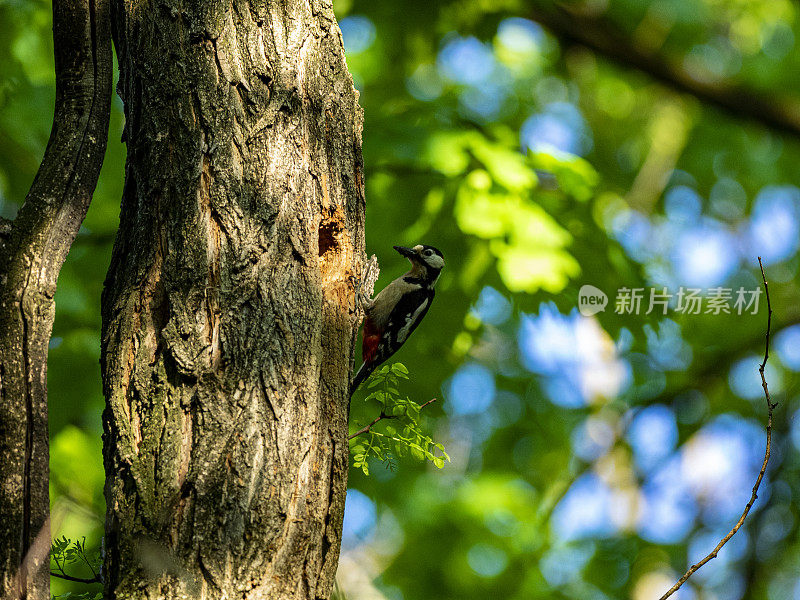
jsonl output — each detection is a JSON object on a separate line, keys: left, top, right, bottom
{"left": 362, "top": 318, "right": 381, "bottom": 365}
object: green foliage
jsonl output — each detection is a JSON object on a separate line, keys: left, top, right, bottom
{"left": 2, "top": 0, "right": 800, "bottom": 598}
{"left": 350, "top": 363, "right": 449, "bottom": 475}
{"left": 50, "top": 536, "right": 101, "bottom": 596}
{"left": 420, "top": 127, "right": 597, "bottom": 294}
{"left": 50, "top": 536, "right": 100, "bottom": 572}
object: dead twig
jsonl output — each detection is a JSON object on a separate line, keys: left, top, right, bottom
{"left": 659, "top": 258, "right": 776, "bottom": 599}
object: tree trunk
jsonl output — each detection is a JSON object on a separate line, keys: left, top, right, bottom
{"left": 101, "top": 0, "right": 364, "bottom": 598}
{"left": 0, "top": 1, "right": 112, "bottom": 598}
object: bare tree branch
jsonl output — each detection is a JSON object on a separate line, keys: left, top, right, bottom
{"left": 659, "top": 258, "right": 776, "bottom": 599}
{"left": 529, "top": 3, "right": 800, "bottom": 138}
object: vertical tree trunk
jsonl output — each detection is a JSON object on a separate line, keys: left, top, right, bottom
{"left": 0, "top": 1, "right": 112, "bottom": 598}
{"left": 101, "top": 0, "right": 364, "bottom": 598}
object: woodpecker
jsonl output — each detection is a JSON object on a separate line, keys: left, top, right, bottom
{"left": 350, "top": 244, "right": 445, "bottom": 397}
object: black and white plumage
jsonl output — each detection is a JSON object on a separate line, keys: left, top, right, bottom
{"left": 350, "top": 244, "right": 445, "bottom": 397}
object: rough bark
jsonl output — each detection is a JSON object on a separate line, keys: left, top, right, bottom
{"left": 101, "top": 0, "right": 364, "bottom": 598}
{"left": 0, "top": 1, "right": 112, "bottom": 598}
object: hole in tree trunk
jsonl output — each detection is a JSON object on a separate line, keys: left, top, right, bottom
{"left": 318, "top": 218, "right": 342, "bottom": 258}
{"left": 318, "top": 211, "right": 353, "bottom": 298}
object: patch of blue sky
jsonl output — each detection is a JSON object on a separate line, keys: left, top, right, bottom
{"left": 745, "top": 186, "right": 800, "bottom": 265}
{"left": 627, "top": 404, "right": 678, "bottom": 473}
{"left": 637, "top": 454, "right": 697, "bottom": 543}
{"left": 611, "top": 209, "right": 655, "bottom": 264}
{"left": 519, "top": 304, "right": 630, "bottom": 407}
{"left": 459, "top": 83, "right": 507, "bottom": 121}
{"left": 664, "top": 186, "right": 702, "bottom": 224}
{"left": 670, "top": 217, "right": 739, "bottom": 288}
{"left": 438, "top": 35, "right": 496, "bottom": 85}
{"left": 342, "top": 489, "right": 377, "bottom": 549}
{"left": 339, "top": 15, "right": 376, "bottom": 54}
{"left": 552, "top": 473, "right": 617, "bottom": 541}
{"left": 445, "top": 362, "right": 496, "bottom": 416}
{"left": 775, "top": 325, "right": 800, "bottom": 370}
{"left": 472, "top": 286, "right": 512, "bottom": 326}
{"left": 521, "top": 102, "right": 593, "bottom": 157}
{"left": 539, "top": 542, "right": 596, "bottom": 587}
{"left": 519, "top": 304, "right": 581, "bottom": 377}
{"left": 681, "top": 415, "right": 766, "bottom": 526}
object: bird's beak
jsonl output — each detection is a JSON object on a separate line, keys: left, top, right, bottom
{"left": 393, "top": 245, "right": 417, "bottom": 259}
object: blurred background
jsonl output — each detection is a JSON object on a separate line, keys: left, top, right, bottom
{"left": 2, "top": 0, "right": 800, "bottom": 598}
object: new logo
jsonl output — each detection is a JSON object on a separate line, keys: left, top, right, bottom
{"left": 578, "top": 285, "right": 608, "bottom": 316}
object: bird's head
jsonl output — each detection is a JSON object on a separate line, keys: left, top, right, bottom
{"left": 393, "top": 244, "right": 445, "bottom": 284}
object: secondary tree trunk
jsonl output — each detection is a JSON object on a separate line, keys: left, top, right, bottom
{"left": 0, "top": 1, "right": 111, "bottom": 598}
{"left": 101, "top": 0, "right": 364, "bottom": 598}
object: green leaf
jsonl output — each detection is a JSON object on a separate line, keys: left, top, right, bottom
{"left": 528, "top": 150, "right": 598, "bottom": 202}
{"left": 349, "top": 362, "right": 447, "bottom": 475}
{"left": 469, "top": 134, "right": 538, "bottom": 192}
{"left": 425, "top": 131, "right": 471, "bottom": 176}
{"left": 391, "top": 363, "right": 409, "bottom": 376}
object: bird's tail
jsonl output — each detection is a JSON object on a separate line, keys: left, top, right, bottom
{"left": 349, "top": 362, "right": 373, "bottom": 398}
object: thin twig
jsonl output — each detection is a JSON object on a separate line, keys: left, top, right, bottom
{"left": 76, "top": 538, "right": 99, "bottom": 580}
{"left": 49, "top": 570, "right": 101, "bottom": 585}
{"left": 51, "top": 551, "right": 99, "bottom": 584}
{"left": 348, "top": 399, "right": 437, "bottom": 440}
{"left": 50, "top": 537, "right": 102, "bottom": 584}
{"left": 659, "top": 258, "right": 776, "bottom": 599}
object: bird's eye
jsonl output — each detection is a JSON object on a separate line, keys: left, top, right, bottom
{"left": 424, "top": 250, "right": 432, "bottom": 257}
